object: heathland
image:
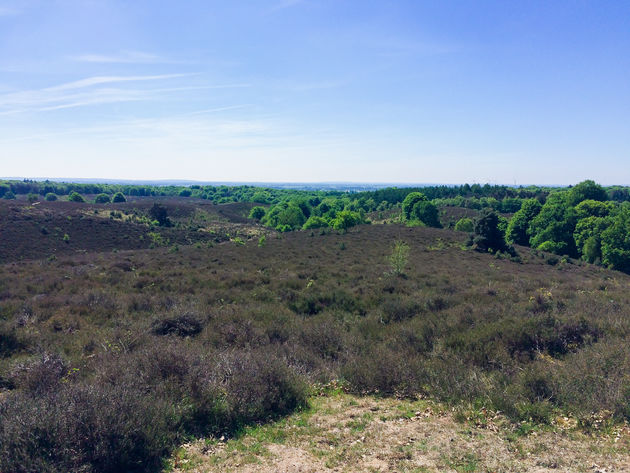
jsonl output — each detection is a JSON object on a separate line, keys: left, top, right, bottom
{"left": 0, "top": 180, "right": 629, "bottom": 472}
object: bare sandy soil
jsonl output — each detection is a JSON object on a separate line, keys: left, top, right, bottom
{"left": 168, "top": 392, "right": 630, "bottom": 473}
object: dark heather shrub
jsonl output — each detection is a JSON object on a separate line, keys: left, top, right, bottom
{"left": 9, "top": 352, "right": 68, "bottom": 394}
{"left": 151, "top": 313, "right": 204, "bottom": 337}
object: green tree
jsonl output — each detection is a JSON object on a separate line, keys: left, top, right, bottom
{"left": 261, "top": 201, "right": 307, "bottom": 231}
{"left": 94, "top": 193, "right": 111, "bottom": 204}
{"left": 567, "top": 180, "right": 607, "bottom": 206}
{"left": 45, "top": 193, "right": 58, "bottom": 201}
{"left": 401, "top": 192, "right": 427, "bottom": 220}
{"left": 331, "top": 210, "right": 363, "bottom": 231}
{"left": 574, "top": 199, "right": 615, "bottom": 219}
{"left": 410, "top": 200, "right": 441, "bottom": 228}
{"left": 249, "top": 206, "right": 266, "bottom": 220}
{"left": 302, "top": 216, "right": 329, "bottom": 229}
{"left": 472, "top": 209, "right": 507, "bottom": 253}
{"left": 601, "top": 208, "right": 630, "bottom": 272}
{"left": 68, "top": 191, "right": 85, "bottom": 203}
{"left": 506, "top": 198, "right": 542, "bottom": 245}
{"left": 574, "top": 216, "right": 611, "bottom": 263}
{"left": 112, "top": 192, "right": 126, "bottom": 203}
{"left": 529, "top": 193, "right": 577, "bottom": 256}
{"left": 454, "top": 217, "right": 474, "bottom": 233}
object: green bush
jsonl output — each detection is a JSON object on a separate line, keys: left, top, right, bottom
{"left": 302, "top": 216, "right": 329, "bottom": 229}
{"left": 249, "top": 206, "right": 266, "bottom": 220}
{"left": 44, "top": 192, "right": 58, "bottom": 201}
{"left": 472, "top": 209, "right": 508, "bottom": 253}
{"left": 454, "top": 217, "right": 474, "bottom": 233}
{"left": 94, "top": 193, "right": 111, "bottom": 204}
{"left": 387, "top": 240, "right": 410, "bottom": 276}
{"left": 112, "top": 192, "right": 126, "bottom": 203}
{"left": 68, "top": 191, "right": 85, "bottom": 203}
{"left": 401, "top": 192, "right": 427, "bottom": 220}
{"left": 410, "top": 200, "right": 441, "bottom": 227}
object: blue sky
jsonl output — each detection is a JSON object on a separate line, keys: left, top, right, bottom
{"left": 1, "top": 0, "right": 628, "bottom": 184}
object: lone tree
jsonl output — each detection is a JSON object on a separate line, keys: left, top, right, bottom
{"left": 401, "top": 192, "right": 427, "bottom": 220}
{"left": 149, "top": 203, "right": 171, "bottom": 227}
{"left": 472, "top": 209, "right": 508, "bottom": 253}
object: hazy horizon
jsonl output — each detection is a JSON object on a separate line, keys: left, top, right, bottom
{"left": 1, "top": 175, "right": 577, "bottom": 191}
{"left": 1, "top": 1, "right": 628, "bottom": 185}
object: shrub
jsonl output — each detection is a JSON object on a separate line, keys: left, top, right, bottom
{"left": 112, "top": 192, "right": 126, "bottom": 203}
{"left": 3, "top": 191, "right": 15, "bottom": 200}
{"left": 454, "top": 217, "right": 474, "bottom": 233}
{"left": 401, "top": 192, "right": 427, "bottom": 220}
{"left": 8, "top": 352, "right": 68, "bottom": 394}
{"left": 249, "top": 206, "right": 266, "bottom": 220}
{"left": 0, "top": 344, "right": 308, "bottom": 473}
{"left": 410, "top": 200, "right": 441, "bottom": 228}
{"left": 472, "top": 209, "right": 508, "bottom": 253}
{"left": 302, "top": 216, "right": 329, "bottom": 229}
{"left": 44, "top": 192, "right": 58, "bottom": 201}
{"left": 0, "top": 324, "right": 22, "bottom": 358}
{"left": 151, "top": 313, "right": 205, "bottom": 337}
{"left": 331, "top": 210, "right": 363, "bottom": 231}
{"left": 0, "top": 381, "right": 181, "bottom": 473}
{"left": 68, "top": 191, "right": 85, "bottom": 203}
{"left": 94, "top": 193, "right": 111, "bottom": 204}
{"left": 149, "top": 203, "right": 171, "bottom": 227}
{"left": 387, "top": 240, "right": 410, "bottom": 276}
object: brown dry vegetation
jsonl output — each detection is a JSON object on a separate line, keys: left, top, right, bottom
{"left": 1, "top": 199, "right": 629, "bottom": 472}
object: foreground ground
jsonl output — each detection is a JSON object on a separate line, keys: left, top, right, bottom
{"left": 169, "top": 390, "right": 630, "bottom": 473}
{"left": 1, "top": 198, "right": 630, "bottom": 472}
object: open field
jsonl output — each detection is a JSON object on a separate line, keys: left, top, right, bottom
{"left": 1, "top": 198, "right": 629, "bottom": 472}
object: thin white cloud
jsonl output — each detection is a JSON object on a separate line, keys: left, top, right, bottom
{"left": 71, "top": 51, "right": 163, "bottom": 64}
{"left": 288, "top": 79, "right": 348, "bottom": 91}
{"left": 46, "top": 74, "right": 191, "bottom": 92}
{"left": 0, "top": 75, "right": 252, "bottom": 114}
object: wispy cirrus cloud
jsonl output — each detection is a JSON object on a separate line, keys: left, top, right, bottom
{"left": 45, "top": 74, "right": 191, "bottom": 91}
{"left": 0, "top": 75, "right": 250, "bottom": 114}
{"left": 70, "top": 50, "right": 168, "bottom": 64}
